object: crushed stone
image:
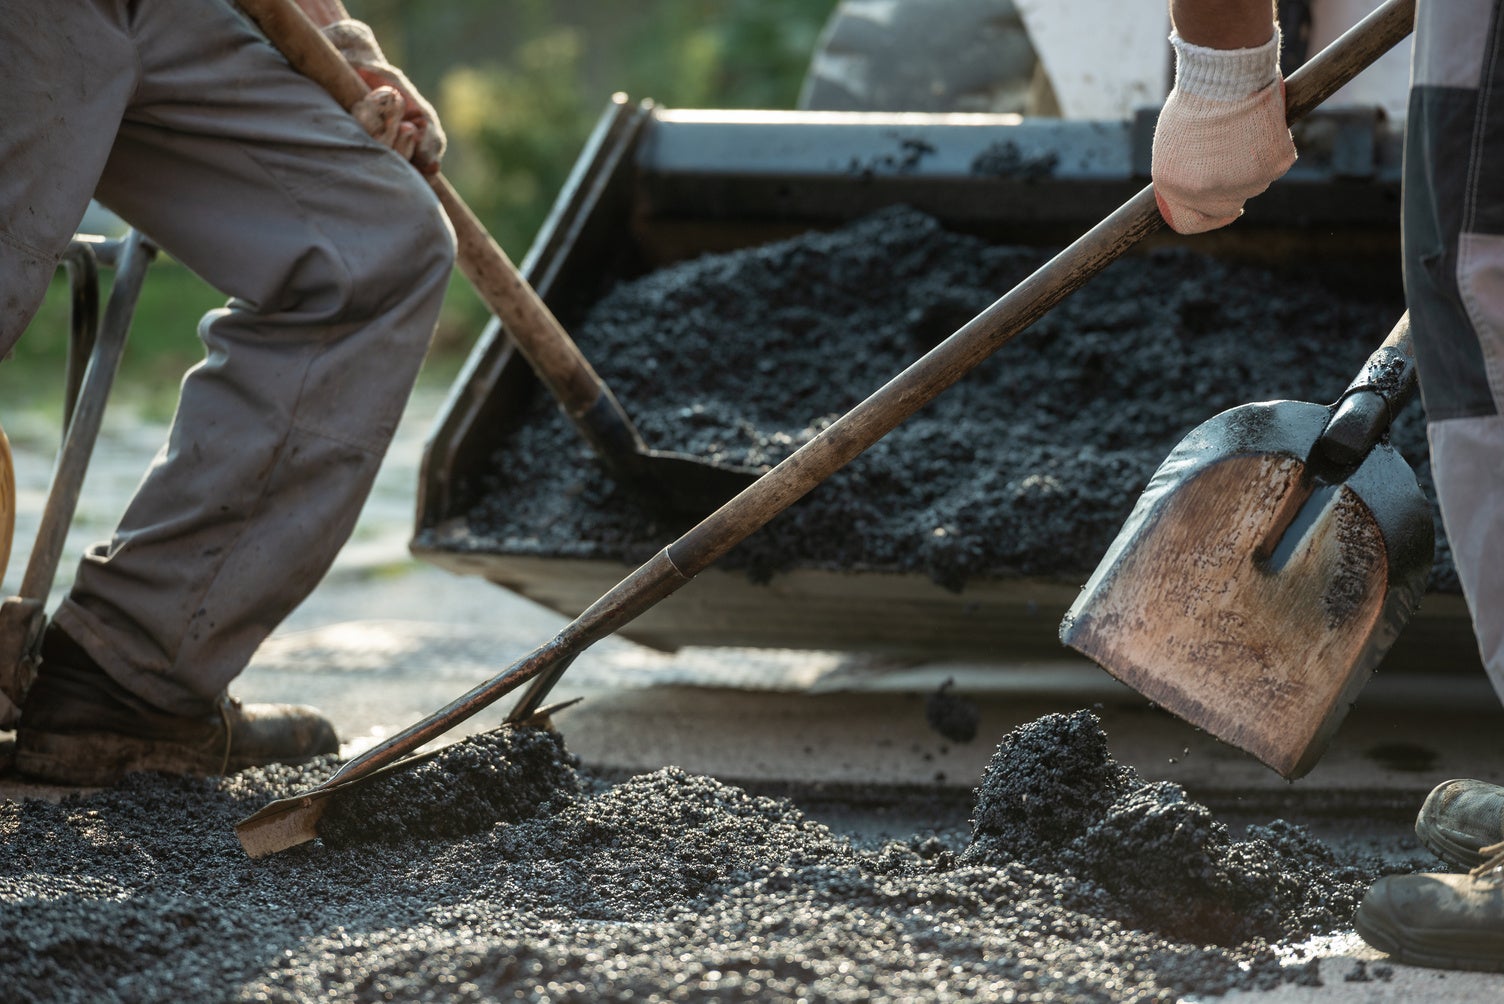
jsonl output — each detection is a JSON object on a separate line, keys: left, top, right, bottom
{"left": 924, "top": 679, "right": 980, "bottom": 744}
{"left": 448, "top": 205, "right": 1452, "bottom": 594}
{"left": 0, "top": 711, "right": 1422, "bottom": 1002}
{"left": 318, "top": 726, "right": 581, "bottom": 848}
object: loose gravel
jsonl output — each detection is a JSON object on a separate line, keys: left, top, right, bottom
{"left": 0, "top": 711, "right": 1421, "bottom": 1002}
{"left": 444, "top": 205, "right": 1449, "bottom": 593}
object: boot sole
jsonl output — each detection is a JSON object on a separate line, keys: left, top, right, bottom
{"left": 15, "top": 729, "right": 222, "bottom": 787}
{"left": 1416, "top": 814, "right": 1488, "bottom": 870}
{"left": 1415, "top": 784, "right": 1491, "bottom": 870}
{"left": 1355, "top": 910, "right": 1504, "bottom": 974}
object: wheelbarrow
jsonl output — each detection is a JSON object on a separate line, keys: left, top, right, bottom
{"left": 0, "top": 230, "right": 158, "bottom": 728}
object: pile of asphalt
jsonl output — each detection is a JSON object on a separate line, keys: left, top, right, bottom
{"left": 452, "top": 205, "right": 1453, "bottom": 593}
{"left": 1, "top": 711, "right": 1416, "bottom": 1002}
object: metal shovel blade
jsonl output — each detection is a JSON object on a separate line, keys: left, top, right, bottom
{"left": 1059, "top": 400, "right": 1433, "bottom": 779}
{"left": 234, "top": 701, "right": 576, "bottom": 858}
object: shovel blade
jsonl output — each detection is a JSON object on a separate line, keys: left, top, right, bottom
{"left": 1060, "top": 401, "right": 1433, "bottom": 779}
{"left": 234, "top": 701, "right": 579, "bottom": 858}
{"left": 236, "top": 790, "right": 331, "bottom": 859}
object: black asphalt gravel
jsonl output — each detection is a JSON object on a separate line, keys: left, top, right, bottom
{"left": 0, "top": 711, "right": 1422, "bottom": 1002}
{"left": 449, "top": 206, "right": 1450, "bottom": 593}
{"left": 0, "top": 208, "right": 1440, "bottom": 1003}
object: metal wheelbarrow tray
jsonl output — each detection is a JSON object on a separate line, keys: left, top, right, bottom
{"left": 412, "top": 97, "right": 1478, "bottom": 670}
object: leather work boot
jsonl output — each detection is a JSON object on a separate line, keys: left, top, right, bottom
{"left": 1415, "top": 778, "right": 1504, "bottom": 870}
{"left": 1354, "top": 852, "right": 1504, "bottom": 973}
{"left": 14, "top": 627, "right": 338, "bottom": 786}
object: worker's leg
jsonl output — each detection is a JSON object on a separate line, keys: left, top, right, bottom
{"left": 1403, "top": 0, "right": 1504, "bottom": 699}
{"left": 0, "top": 2, "right": 137, "bottom": 356}
{"left": 1305, "top": 0, "right": 1504, "bottom": 973}
{"left": 43, "top": 0, "right": 455, "bottom": 717}
{"left": 1356, "top": 0, "right": 1504, "bottom": 970}
{"left": 0, "top": 2, "right": 142, "bottom": 729}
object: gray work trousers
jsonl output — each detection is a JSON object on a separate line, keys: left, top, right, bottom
{"left": 1407, "top": 0, "right": 1504, "bottom": 696}
{"left": 0, "top": 0, "right": 455, "bottom": 715}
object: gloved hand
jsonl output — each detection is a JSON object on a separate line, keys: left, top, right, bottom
{"left": 1151, "top": 28, "right": 1296, "bottom": 234}
{"left": 321, "top": 19, "right": 446, "bottom": 173}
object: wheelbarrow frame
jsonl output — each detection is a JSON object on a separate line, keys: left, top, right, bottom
{"left": 0, "top": 230, "right": 158, "bottom": 727}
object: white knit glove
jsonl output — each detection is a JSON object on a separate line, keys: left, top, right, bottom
{"left": 1151, "top": 29, "right": 1296, "bottom": 234}
{"left": 322, "top": 19, "right": 446, "bottom": 172}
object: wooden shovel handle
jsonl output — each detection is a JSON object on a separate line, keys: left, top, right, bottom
{"left": 1379, "top": 311, "right": 1413, "bottom": 356}
{"left": 504, "top": 0, "right": 1422, "bottom": 722}
{"left": 286, "top": 0, "right": 1419, "bottom": 779}
{"left": 664, "top": 0, "right": 1419, "bottom": 576}
{"left": 1341, "top": 311, "right": 1416, "bottom": 407}
{"left": 1283, "top": 2, "right": 1416, "bottom": 122}
{"left": 1315, "top": 310, "right": 1418, "bottom": 470}
{"left": 238, "top": 0, "right": 606, "bottom": 414}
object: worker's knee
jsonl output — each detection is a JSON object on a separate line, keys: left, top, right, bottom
{"left": 343, "top": 175, "right": 455, "bottom": 323}
{"left": 236, "top": 148, "right": 457, "bottom": 335}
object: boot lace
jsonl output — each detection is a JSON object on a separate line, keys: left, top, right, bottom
{"left": 1468, "top": 840, "right": 1504, "bottom": 880}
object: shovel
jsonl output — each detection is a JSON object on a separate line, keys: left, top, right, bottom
{"left": 237, "top": 0, "right": 758, "bottom": 517}
{"left": 235, "top": 0, "right": 1417, "bottom": 857}
{"left": 1060, "top": 313, "right": 1432, "bottom": 778}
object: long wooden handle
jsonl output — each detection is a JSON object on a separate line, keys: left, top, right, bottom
{"left": 311, "top": 0, "right": 1418, "bottom": 779}
{"left": 666, "top": 0, "right": 1419, "bottom": 575}
{"left": 502, "top": 0, "right": 1419, "bottom": 722}
{"left": 238, "top": 0, "right": 607, "bottom": 414}
{"left": 1373, "top": 310, "right": 1417, "bottom": 411}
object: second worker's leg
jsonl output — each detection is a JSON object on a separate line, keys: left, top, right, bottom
{"left": 1356, "top": 0, "right": 1504, "bottom": 973}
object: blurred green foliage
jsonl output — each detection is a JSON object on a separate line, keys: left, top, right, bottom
{"left": 393, "top": 0, "right": 838, "bottom": 338}
{"left": 7, "top": 267, "right": 229, "bottom": 421}
{"left": 6, "top": 2, "right": 835, "bottom": 412}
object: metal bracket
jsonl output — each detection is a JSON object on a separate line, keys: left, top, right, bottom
{"left": 0, "top": 598, "right": 46, "bottom": 727}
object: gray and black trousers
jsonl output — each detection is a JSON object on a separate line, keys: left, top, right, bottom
{"left": 1407, "top": 0, "right": 1504, "bottom": 695}
{"left": 1, "top": 0, "right": 455, "bottom": 716}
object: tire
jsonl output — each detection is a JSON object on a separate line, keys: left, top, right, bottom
{"left": 797, "top": 0, "right": 1054, "bottom": 115}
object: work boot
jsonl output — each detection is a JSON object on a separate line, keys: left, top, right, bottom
{"left": 1354, "top": 852, "right": 1504, "bottom": 973}
{"left": 1414, "top": 779, "right": 1504, "bottom": 870}
{"left": 14, "top": 626, "right": 338, "bottom": 786}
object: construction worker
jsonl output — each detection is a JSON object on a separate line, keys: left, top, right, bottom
{"left": 1152, "top": 0, "right": 1504, "bottom": 971}
{"left": 1, "top": 0, "right": 455, "bottom": 784}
